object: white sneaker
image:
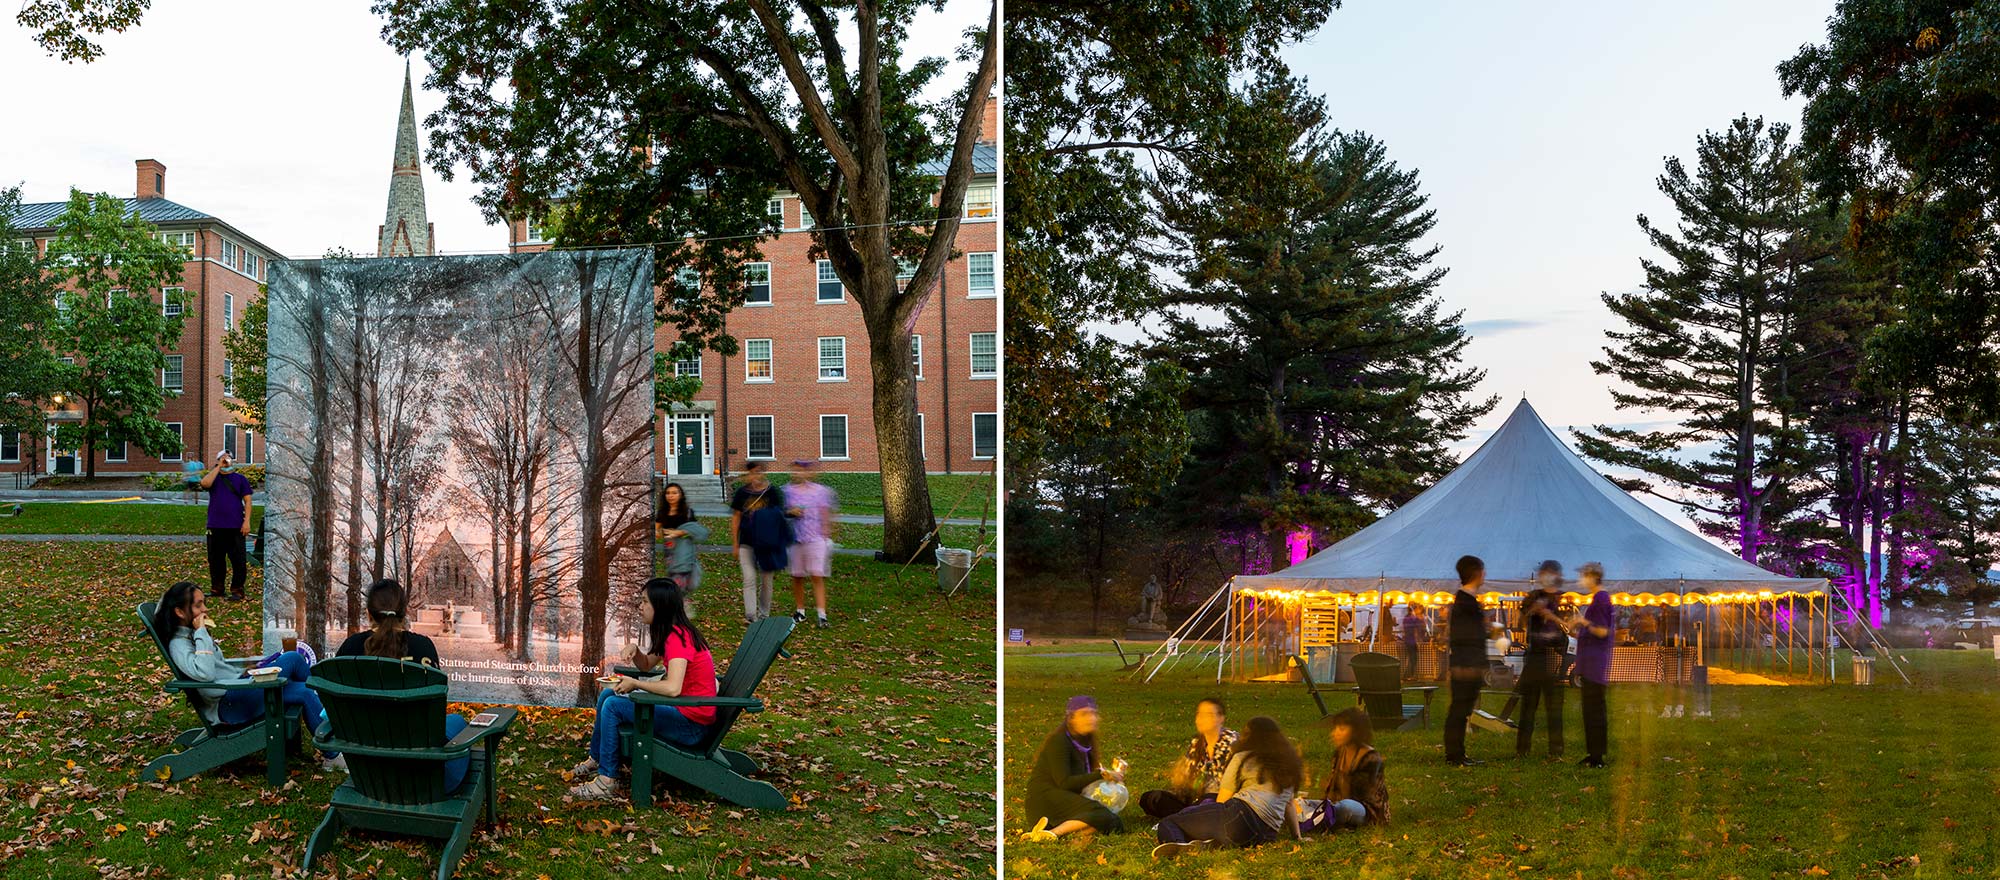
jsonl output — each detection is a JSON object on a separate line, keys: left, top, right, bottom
{"left": 320, "top": 754, "right": 347, "bottom": 773}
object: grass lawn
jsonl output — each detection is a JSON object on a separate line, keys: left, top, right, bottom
{"left": 0, "top": 541, "right": 995, "bottom": 879}
{"left": 0, "top": 501, "right": 262, "bottom": 536}
{"left": 1004, "top": 645, "right": 2000, "bottom": 879}
{"left": 693, "top": 517, "right": 991, "bottom": 557}
{"left": 750, "top": 473, "right": 998, "bottom": 521}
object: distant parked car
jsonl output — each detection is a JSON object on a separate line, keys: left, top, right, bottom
{"left": 1946, "top": 618, "right": 2000, "bottom": 650}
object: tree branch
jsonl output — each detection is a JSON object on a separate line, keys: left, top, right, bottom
{"left": 746, "top": 0, "right": 861, "bottom": 182}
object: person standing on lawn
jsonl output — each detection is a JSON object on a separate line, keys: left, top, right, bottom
{"left": 1020, "top": 695, "right": 1125, "bottom": 842}
{"left": 199, "top": 451, "right": 253, "bottom": 601}
{"left": 655, "top": 483, "right": 709, "bottom": 618}
{"left": 1399, "top": 606, "right": 1430, "bottom": 679}
{"left": 783, "top": 461, "right": 838, "bottom": 628}
{"left": 1150, "top": 715, "right": 1302, "bottom": 858}
{"left": 1515, "top": 560, "right": 1569, "bottom": 759}
{"left": 729, "top": 462, "right": 789, "bottom": 624}
{"left": 1443, "top": 554, "right": 1497, "bottom": 767}
{"left": 1138, "top": 697, "right": 1238, "bottom": 818}
{"left": 1570, "top": 562, "right": 1617, "bottom": 768}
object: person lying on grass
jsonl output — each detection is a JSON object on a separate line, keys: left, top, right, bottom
{"left": 1138, "top": 697, "right": 1237, "bottom": 819}
{"left": 1151, "top": 715, "right": 1302, "bottom": 859}
{"left": 334, "top": 578, "right": 469, "bottom": 792}
{"left": 154, "top": 581, "right": 342, "bottom": 771}
{"left": 1299, "top": 707, "right": 1389, "bottom": 833}
{"left": 569, "top": 577, "right": 717, "bottom": 801}
{"left": 1020, "top": 695, "right": 1125, "bottom": 842}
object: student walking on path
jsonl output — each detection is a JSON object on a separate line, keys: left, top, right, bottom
{"left": 199, "top": 451, "right": 253, "bottom": 602}
{"left": 784, "top": 461, "right": 838, "bottom": 628}
{"left": 730, "top": 463, "right": 791, "bottom": 624}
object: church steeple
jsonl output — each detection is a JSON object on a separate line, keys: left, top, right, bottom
{"left": 378, "top": 59, "right": 434, "bottom": 257}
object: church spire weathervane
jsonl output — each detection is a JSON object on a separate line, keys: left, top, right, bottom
{"left": 377, "top": 58, "right": 434, "bottom": 257}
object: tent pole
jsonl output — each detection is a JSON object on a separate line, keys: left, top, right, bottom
{"left": 1142, "top": 578, "right": 1229, "bottom": 683}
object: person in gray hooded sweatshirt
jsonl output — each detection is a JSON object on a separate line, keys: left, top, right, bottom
{"left": 154, "top": 581, "right": 341, "bottom": 770}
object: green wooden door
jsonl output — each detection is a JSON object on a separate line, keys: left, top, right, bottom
{"left": 675, "top": 421, "right": 703, "bottom": 475}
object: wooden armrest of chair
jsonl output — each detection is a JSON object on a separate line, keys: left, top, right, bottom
{"left": 613, "top": 665, "right": 663, "bottom": 679}
{"left": 447, "top": 707, "right": 519, "bottom": 748}
{"left": 167, "top": 676, "right": 282, "bottom": 692}
{"left": 629, "top": 693, "right": 766, "bottom": 712}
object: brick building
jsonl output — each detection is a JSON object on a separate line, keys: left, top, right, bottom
{"left": 6, "top": 160, "right": 279, "bottom": 477}
{"left": 506, "top": 99, "right": 1001, "bottom": 477}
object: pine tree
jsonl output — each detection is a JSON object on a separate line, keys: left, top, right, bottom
{"left": 1156, "top": 82, "right": 1491, "bottom": 563}
{"left": 1577, "top": 116, "right": 1815, "bottom": 565}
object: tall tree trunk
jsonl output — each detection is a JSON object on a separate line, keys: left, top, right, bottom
{"left": 304, "top": 287, "right": 335, "bottom": 650}
{"left": 866, "top": 300, "right": 937, "bottom": 561}
{"left": 345, "top": 300, "right": 367, "bottom": 633}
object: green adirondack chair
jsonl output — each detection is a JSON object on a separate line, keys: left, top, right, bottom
{"left": 1349, "top": 651, "right": 1439, "bottom": 731}
{"left": 625, "top": 616, "right": 795, "bottom": 809}
{"left": 303, "top": 658, "right": 517, "bottom": 880}
{"left": 137, "top": 601, "right": 300, "bottom": 787}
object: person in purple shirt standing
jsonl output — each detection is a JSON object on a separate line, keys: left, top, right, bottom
{"left": 784, "top": 461, "right": 838, "bottom": 628}
{"left": 1569, "top": 561, "right": 1617, "bottom": 768}
{"left": 199, "top": 451, "right": 254, "bottom": 601}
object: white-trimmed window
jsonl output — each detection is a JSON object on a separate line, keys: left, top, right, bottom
{"left": 745, "top": 339, "right": 773, "bottom": 381}
{"left": 158, "top": 231, "right": 196, "bottom": 254}
{"left": 896, "top": 257, "right": 917, "bottom": 281}
{"left": 819, "top": 415, "right": 849, "bottom": 460}
{"left": 242, "top": 429, "right": 254, "bottom": 464}
{"left": 220, "top": 239, "right": 238, "bottom": 269}
{"left": 162, "top": 423, "right": 182, "bottom": 462}
{"left": 965, "top": 184, "right": 996, "bottom": 219}
{"left": 108, "top": 287, "right": 125, "bottom": 307}
{"left": 222, "top": 359, "right": 234, "bottom": 397}
{"left": 765, "top": 199, "right": 784, "bottom": 230}
{"left": 968, "top": 252, "right": 996, "bottom": 298}
{"left": 818, "top": 337, "right": 846, "bottom": 381}
{"left": 524, "top": 217, "right": 547, "bottom": 243}
{"left": 0, "top": 430, "right": 19, "bottom": 463}
{"left": 916, "top": 413, "right": 927, "bottom": 461}
{"left": 163, "top": 355, "right": 184, "bottom": 391}
{"left": 7, "top": 239, "right": 31, "bottom": 256}
{"left": 223, "top": 424, "right": 237, "bottom": 458}
{"left": 245, "top": 253, "right": 260, "bottom": 279}
{"left": 911, "top": 335, "right": 923, "bottom": 379}
{"left": 675, "top": 267, "right": 701, "bottom": 296}
{"left": 816, "top": 260, "right": 843, "bottom": 302}
{"left": 162, "top": 287, "right": 184, "bottom": 318}
{"left": 223, "top": 293, "right": 234, "bottom": 331}
{"left": 746, "top": 415, "right": 775, "bottom": 460}
{"left": 970, "top": 332, "right": 997, "bottom": 378}
{"left": 54, "top": 291, "right": 69, "bottom": 321}
{"left": 743, "top": 262, "right": 772, "bottom": 305}
{"left": 973, "top": 412, "right": 998, "bottom": 459}
{"left": 674, "top": 349, "right": 701, "bottom": 378}
{"left": 799, "top": 204, "right": 815, "bottom": 229}
{"left": 105, "top": 440, "right": 127, "bottom": 463}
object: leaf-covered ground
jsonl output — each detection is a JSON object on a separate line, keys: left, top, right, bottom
{"left": 0, "top": 542, "right": 996, "bottom": 879}
{"left": 1003, "top": 643, "right": 2000, "bottom": 879}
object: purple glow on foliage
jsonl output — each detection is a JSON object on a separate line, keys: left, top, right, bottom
{"left": 1287, "top": 526, "right": 1313, "bottom": 566}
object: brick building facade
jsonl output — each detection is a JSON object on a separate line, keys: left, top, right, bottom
{"left": 506, "top": 101, "right": 1000, "bottom": 477}
{"left": 6, "top": 160, "right": 279, "bottom": 477}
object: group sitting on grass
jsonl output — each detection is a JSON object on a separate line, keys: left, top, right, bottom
{"left": 1019, "top": 696, "right": 1390, "bottom": 858}
{"left": 153, "top": 574, "right": 720, "bottom": 806}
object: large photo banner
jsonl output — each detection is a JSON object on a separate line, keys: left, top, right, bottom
{"left": 262, "top": 249, "right": 656, "bottom": 707}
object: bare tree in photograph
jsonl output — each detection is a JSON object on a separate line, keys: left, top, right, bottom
{"left": 265, "top": 261, "right": 342, "bottom": 649}
{"left": 521, "top": 250, "right": 656, "bottom": 703}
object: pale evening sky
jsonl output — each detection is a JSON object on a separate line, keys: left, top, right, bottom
{"left": 0, "top": 0, "right": 988, "bottom": 259}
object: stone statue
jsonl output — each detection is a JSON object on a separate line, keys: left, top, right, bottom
{"left": 1128, "top": 577, "right": 1165, "bottom": 629}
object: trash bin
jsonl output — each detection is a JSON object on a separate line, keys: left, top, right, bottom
{"left": 1852, "top": 655, "right": 1874, "bottom": 685}
{"left": 935, "top": 546, "right": 972, "bottom": 592}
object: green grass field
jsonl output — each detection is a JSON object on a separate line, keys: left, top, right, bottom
{"left": 1004, "top": 643, "right": 2000, "bottom": 879}
{"left": 0, "top": 501, "right": 262, "bottom": 536}
{"left": 0, "top": 542, "right": 996, "bottom": 879}
{"left": 747, "top": 473, "right": 998, "bottom": 521}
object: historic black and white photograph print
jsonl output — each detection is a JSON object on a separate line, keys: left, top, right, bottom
{"left": 261, "top": 248, "right": 656, "bottom": 707}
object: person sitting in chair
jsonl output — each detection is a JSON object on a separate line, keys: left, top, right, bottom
{"left": 335, "top": 579, "right": 466, "bottom": 790}
{"left": 1138, "top": 697, "right": 1238, "bottom": 818}
{"left": 1301, "top": 707, "right": 1390, "bottom": 833}
{"left": 155, "top": 581, "right": 341, "bottom": 771}
{"left": 570, "top": 577, "right": 717, "bottom": 801}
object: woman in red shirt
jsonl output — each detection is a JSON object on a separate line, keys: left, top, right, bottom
{"left": 570, "top": 577, "right": 718, "bottom": 801}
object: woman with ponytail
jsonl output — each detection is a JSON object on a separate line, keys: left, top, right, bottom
{"left": 334, "top": 579, "right": 440, "bottom": 667}
{"left": 334, "top": 579, "right": 468, "bottom": 791}
{"left": 569, "top": 577, "right": 719, "bottom": 801}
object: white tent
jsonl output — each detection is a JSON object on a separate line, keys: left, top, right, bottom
{"left": 1233, "top": 398, "right": 1826, "bottom": 598}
